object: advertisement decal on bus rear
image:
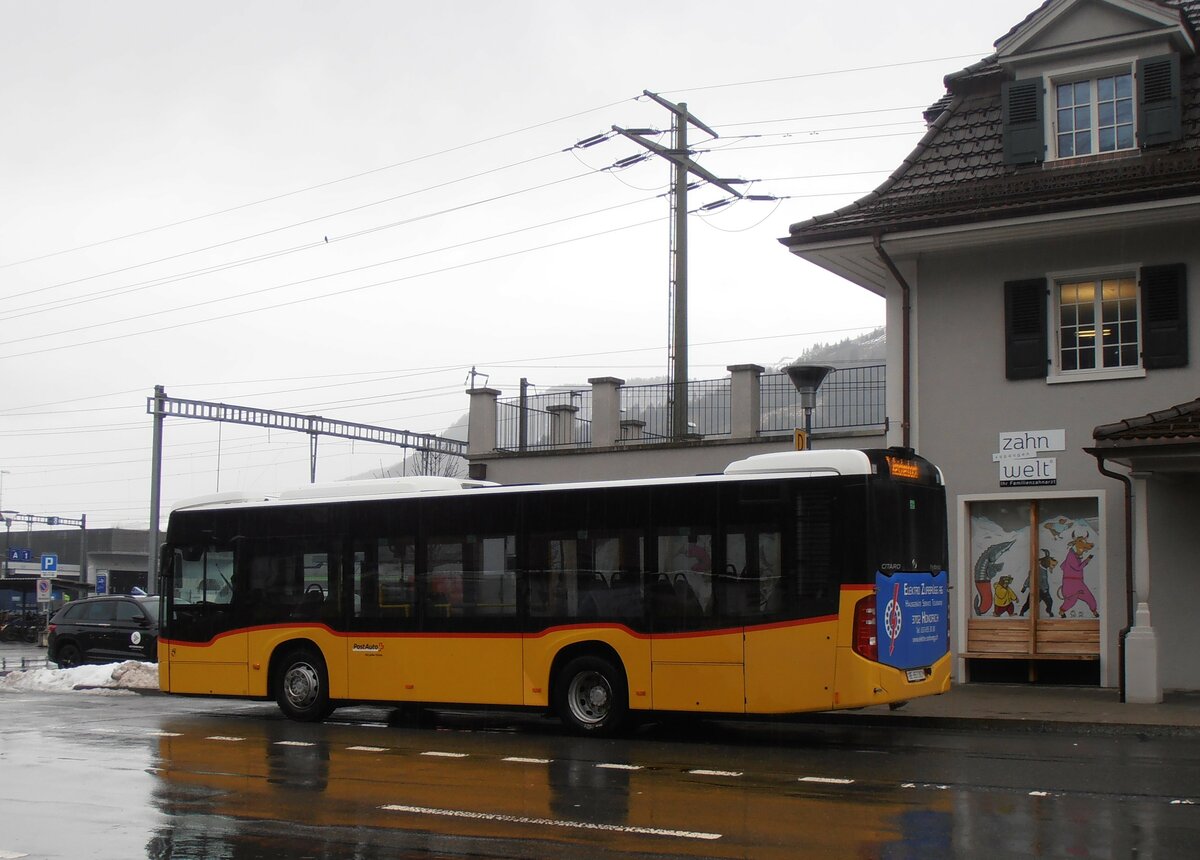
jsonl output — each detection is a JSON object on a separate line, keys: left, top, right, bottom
{"left": 876, "top": 571, "right": 948, "bottom": 670}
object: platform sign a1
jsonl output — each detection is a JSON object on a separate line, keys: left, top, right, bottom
{"left": 37, "top": 577, "right": 52, "bottom": 603}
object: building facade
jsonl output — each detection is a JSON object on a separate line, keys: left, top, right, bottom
{"left": 783, "top": 0, "right": 1200, "bottom": 698}
{"left": 1, "top": 526, "right": 151, "bottom": 612}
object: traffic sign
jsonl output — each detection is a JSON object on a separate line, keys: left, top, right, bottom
{"left": 40, "top": 553, "right": 58, "bottom": 573}
{"left": 96, "top": 574, "right": 108, "bottom": 595}
{"left": 7, "top": 548, "right": 33, "bottom": 562}
{"left": 36, "top": 578, "right": 52, "bottom": 603}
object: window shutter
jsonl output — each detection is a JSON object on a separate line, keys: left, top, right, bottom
{"left": 1137, "top": 54, "right": 1182, "bottom": 147}
{"left": 1005, "top": 279, "right": 1048, "bottom": 380}
{"left": 1002, "top": 79, "right": 1044, "bottom": 165}
{"left": 1141, "top": 263, "right": 1188, "bottom": 369}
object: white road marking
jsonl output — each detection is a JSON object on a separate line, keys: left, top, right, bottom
{"left": 1028, "top": 790, "right": 1051, "bottom": 797}
{"left": 380, "top": 804, "right": 721, "bottom": 840}
{"left": 347, "top": 745, "right": 389, "bottom": 752}
{"left": 1171, "top": 799, "right": 1196, "bottom": 805}
{"left": 274, "top": 740, "right": 316, "bottom": 747}
{"left": 799, "top": 776, "right": 854, "bottom": 785}
{"left": 596, "top": 763, "right": 642, "bottom": 771}
{"left": 504, "top": 756, "right": 553, "bottom": 764}
{"left": 421, "top": 750, "right": 468, "bottom": 758}
{"left": 688, "top": 769, "right": 743, "bottom": 777}
{"left": 205, "top": 736, "right": 246, "bottom": 742}
{"left": 901, "top": 783, "right": 916, "bottom": 789}
{"left": 147, "top": 731, "right": 183, "bottom": 737}
{"left": 0, "top": 850, "right": 30, "bottom": 859}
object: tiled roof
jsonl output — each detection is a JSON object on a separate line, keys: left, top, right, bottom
{"left": 785, "top": 0, "right": 1200, "bottom": 244}
{"left": 1093, "top": 397, "right": 1200, "bottom": 444}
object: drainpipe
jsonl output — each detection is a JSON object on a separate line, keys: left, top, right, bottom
{"left": 1088, "top": 451, "right": 1134, "bottom": 703}
{"left": 872, "top": 235, "right": 911, "bottom": 448}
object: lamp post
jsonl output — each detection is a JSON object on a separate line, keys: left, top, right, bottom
{"left": 1, "top": 470, "right": 9, "bottom": 577}
{"left": 784, "top": 364, "right": 835, "bottom": 450}
{"left": 2, "top": 511, "right": 13, "bottom": 578}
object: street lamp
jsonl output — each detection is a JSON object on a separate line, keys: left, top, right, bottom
{"left": 784, "top": 364, "right": 835, "bottom": 450}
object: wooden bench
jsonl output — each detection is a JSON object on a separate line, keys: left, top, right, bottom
{"left": 962, "top": 618, "right": 1099, "bottom": 681}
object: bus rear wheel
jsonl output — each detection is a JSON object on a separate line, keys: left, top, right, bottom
{"left": 274, "top": 647, "right": 333, "bottom": 722}
{"left": 555, "top": 654, "right": 628, "bottom": 736}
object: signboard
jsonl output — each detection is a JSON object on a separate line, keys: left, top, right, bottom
{"left": 41, "top": 553, "right": 58, "bottom": 573}
{"left": 36, "top": 577, "right": 52, "bottom": 603}
{"left": 994, "top": 429, "right": 1064, "bottom": 487}
{"left": 999, "top": 457, "right": 1058, "bottom": 487}
{"left": 96, "top": 574, "right": 108, "bottom": 595}
{"left": 993, "top": 429, "right": 1066, "bottom": 459}
{"left": 876, "top": 570, "right": 949, "bottom": 670}
{"left": 7, "top": 548, "right": 33, "bottom": 562}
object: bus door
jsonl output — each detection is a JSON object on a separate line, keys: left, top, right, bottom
{"left": 650, "top": 512, "right": 745, "bottom": 714}
{"left": 165, "top": 545, "right": 248, "bottom": 695}
{"left": 348, "top": 537, "right": 415, "bottom": 701}
{"left": 738, "top": 481, "right": 838, "bottom": 714}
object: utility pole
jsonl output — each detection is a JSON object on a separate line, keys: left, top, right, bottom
{"left": 613, "top": 91, "right": 743, "bottom": 439}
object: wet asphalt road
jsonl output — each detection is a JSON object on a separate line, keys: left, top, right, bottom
{"left": 2, "top": 688, "right": 1200, "bottom": 859}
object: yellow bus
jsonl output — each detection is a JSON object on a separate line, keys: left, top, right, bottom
{"left": 157, "top": 447, "right": 951, "bottom": 734}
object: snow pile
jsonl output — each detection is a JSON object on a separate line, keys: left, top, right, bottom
{"left": 0, "top": 660, "right": 159, "bottom": 693}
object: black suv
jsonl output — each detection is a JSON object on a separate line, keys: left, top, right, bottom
{"left": 47, "top": 595, "right": 159, "bottom": 668}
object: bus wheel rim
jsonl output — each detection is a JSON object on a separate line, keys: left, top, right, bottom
{"left": 284, "top": 662, "right": 320, "bottom": 710}
{"left": 567, "top": 670, "right": 610, "bottom": 724}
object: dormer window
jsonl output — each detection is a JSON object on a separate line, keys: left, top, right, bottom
{"left": 1054, "top": 70, "right": 1134, "bottom": 157}
{"left": 1002, "top": 54, "right": 1182, "bottom": 165}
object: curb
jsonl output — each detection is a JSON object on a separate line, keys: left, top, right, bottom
{"left": 796, "top": 710, "right": 1200, "bottom": 738}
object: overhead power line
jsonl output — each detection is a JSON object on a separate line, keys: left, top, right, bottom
{"left": 0, "top": 98, "right": 636, "bottom": 271}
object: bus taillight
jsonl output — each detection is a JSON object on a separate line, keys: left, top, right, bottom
{"left": 852, "top": 594, "right": 878, "bottom": 662}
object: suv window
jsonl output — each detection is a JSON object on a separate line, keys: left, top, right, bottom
{"left": 82, "top": 601, "right": 116, "bottom": 622}
{"left": 114, "top": 601, "right": 144, "bottom": 623}
{"left": 58, "top": 603, "right": 85, "bottom": 621}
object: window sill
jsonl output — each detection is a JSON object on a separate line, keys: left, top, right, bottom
{"left": 1047, "top": 367, "right": 1146, "bottom": 384}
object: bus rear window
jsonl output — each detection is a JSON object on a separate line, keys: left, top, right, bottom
{"left": 870, "top": 483, "right": 948, "bottom": 573}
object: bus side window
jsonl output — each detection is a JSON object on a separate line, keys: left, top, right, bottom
{"left": 590, "top": 533, "right": 644, "bottom": 620}
{"left": 655, "top": 527, "right": 714, "bottom": 621}
{"left": 795, "top": 488, "right": 839, "bottom": 616}
{"left": 424, "top": 534, "right": 516, "bottom": 621}
{"left": 528, "top": 534, "right": 584, "bottom": 619}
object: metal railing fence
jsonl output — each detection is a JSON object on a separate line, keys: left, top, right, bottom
{"left": 494, "top": 364, "right": 885, "bottom": 451}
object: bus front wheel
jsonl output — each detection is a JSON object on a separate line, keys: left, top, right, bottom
{"left": 555, "top": 654, "right": 628, "bottom": 736}
{"left": 274, "top": 647, "right": 333, "bottom": 722}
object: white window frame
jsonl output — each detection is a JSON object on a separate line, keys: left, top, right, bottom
{"left": 1041, "top": 54, "right": 1139, "bottom": 161}
{"left": 1046, "top": 264, "right": 1146, "bottom": 384}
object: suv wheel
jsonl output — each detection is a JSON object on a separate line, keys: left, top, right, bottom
{"left": 56, "top": 643, "right": 82, "bottom": 669}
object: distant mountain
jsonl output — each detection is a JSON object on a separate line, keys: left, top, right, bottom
{"left": 773, "top": 327, "right": 885, "bottom": 369}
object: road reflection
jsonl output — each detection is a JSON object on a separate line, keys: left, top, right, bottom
{"left": 144, "top": 713, "right": 959, "bottom": 858}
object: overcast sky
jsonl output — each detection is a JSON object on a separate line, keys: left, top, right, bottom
{"left": 0, "top": 0, "right": 1035, "bottom": 530}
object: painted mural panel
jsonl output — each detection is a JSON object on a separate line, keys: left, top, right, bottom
{"left": 1037, "top": 500, "right": 1101, "bottom": 620}
{"left": 968, "top": 498, "right": 1101, "bottom": 621}
{"left": 969, "top": 499, "right": 1031, "bottom": 619}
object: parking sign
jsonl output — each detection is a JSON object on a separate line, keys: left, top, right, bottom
{"left": 41, "top": 553, "right": 58, "bottom": 573}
